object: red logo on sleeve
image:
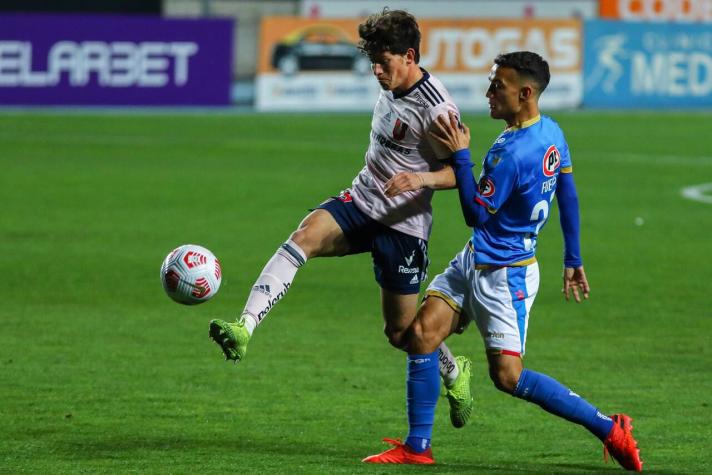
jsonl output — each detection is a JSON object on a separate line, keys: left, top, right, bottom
{"left": 478, "top": 176, "right": 495, "bottom": 197}
{"left": 543, "top": 145, "right": 561, "bottom": 177}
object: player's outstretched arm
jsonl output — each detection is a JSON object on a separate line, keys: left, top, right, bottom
{"left": 422, "top": 165, "right": 456, "bottom": 190}
{"left": 384, "top": 166, "right": 456, "bottom": 198}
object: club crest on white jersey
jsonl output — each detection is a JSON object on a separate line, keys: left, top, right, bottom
{"left": 350, "top": 70, "right": 460, "bottom": 241}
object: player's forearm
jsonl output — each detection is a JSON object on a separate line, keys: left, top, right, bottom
{"left": 451, "top": 149, "right": 491, "bottom": 227}
{"left": 556, "top": 172, "right": 582, "bottom": 267}
{"left": 419, "top": 165, "right": 456, "bottom": 190}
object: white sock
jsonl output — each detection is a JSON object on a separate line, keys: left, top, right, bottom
{"left": 438, "top": 343, "right": 460, "bottom": 387}
{"left": 241, "top": 239, "right": 307, "bottom": 335}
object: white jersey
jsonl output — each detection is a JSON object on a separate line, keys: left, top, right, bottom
{"left": 350, "top": 70, "right": 459, "bottom": 241}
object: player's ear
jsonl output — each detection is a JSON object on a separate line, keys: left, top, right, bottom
{"left": 405, "top": 48, "right": 416, "bottom": 64}
{"left": 519, "top": 85, "right": 534, "bottom": 101}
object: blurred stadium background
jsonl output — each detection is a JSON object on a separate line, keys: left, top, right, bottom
{"left": 2, "top": 0, "right": 710, "bottom": 109}
{"left": 1, "top": 1, "right": 711, "bottom": 473}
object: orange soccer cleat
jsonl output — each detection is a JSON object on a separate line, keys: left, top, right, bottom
{"left": 362, "top": 438, "right": 435, "bottom": 464}
{"left": 604, "top": 414, "right": 643, "bottom": 472}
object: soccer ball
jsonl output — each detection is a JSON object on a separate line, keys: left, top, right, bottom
{"left": 160, "top": 244, "right": 222, "bottom": 305}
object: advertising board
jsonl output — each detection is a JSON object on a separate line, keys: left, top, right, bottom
{"left": 256, "top": 17, "right": 582, "bottom": 111}
{"left": 0, "top": 14, "right": 233, "bottom": 105}
{"left": 599, "top": 0, "right": 712, "bottom": 22}
{"left": 584, "top": 20, "right": 712, "bottom": 108}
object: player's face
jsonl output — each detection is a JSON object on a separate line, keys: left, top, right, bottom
{"left": 370, "top": 51, "right": 411, "bottom": 92}
{"left": 485, "top": 64, "right": 524, "bottom": 121}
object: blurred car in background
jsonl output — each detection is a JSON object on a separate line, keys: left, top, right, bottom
{"left": 271, "top": 24, "right": 371, "bottom": 75}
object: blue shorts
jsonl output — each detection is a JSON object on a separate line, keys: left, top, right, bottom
{"left": 317, "top": 190, "right": 429, "bottom": 294}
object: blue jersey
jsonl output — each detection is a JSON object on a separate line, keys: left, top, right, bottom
{"left": 471, "top": 115, "right": 572, "bottom": 266}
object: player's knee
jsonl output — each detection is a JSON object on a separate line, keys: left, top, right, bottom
{"left": 488, "top": 365, "right": 520, "bottom": 394}
{"left": 288, "top": 228, "right": 316, "bottom": 258}
{"left": 404, "top": 317, "right": 439, "bottom": 353}
{"left": 384, "top": 326, "right": 407, "bottom": 350}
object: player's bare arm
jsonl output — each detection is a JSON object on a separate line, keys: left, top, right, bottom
{"left": 563, "top": 266, "right": 590, "bottom": 303}
{"left": 428, "top": 111, "right": 471, "bottom": 156}
{"left": 384, "top": 166, "right": 456, "bottom": 197}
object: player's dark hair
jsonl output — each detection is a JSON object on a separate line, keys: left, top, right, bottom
{"left": 494, "top": 51, "right": 551, "bottom": 94}
{"left": 358, "top": 9, "right": 420, "bottom": 62}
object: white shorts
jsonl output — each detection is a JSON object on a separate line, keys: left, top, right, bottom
{"left": 425, "top": 241, "right": 539, "bottom": 356}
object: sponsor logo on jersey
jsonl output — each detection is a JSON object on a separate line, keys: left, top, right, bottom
{"left": 478, "top": 176, "right": 495, "bottom": 197}
{"left": 486, "top": 331, "right": 505, "bottom": 340}
{"left": 398, "top": 265, "right": 419, "bottom": 274}
{"left": 543, "top": 145, "right": 561, "bottom": 177}
{"left": 392, "top": 118, "right": 409, "bottom": 141}
{"left": 372, "top": 131, "right": 411, "bottom": 155}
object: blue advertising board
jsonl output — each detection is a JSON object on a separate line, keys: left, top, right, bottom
{"left": 584, "top": 20, "right": 712, "bottom": 108}
{"left": 0, "top": 14, "right": 233, "bottom": 106}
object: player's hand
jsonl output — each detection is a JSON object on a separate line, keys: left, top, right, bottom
{"left": 384, "top": 171, "right": 426, "bottom": 197}
{"left": 428, "top": 111, "right": 470, "bottom": 157}
{"left": 563, "top": 266, "right": 590, "bottom": 303}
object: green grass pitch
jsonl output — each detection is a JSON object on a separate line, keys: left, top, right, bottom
{"left": 1, "top": 110, "right": 711, "bottom": 473}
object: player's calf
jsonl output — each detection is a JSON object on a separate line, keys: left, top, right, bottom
{"left": 486, "top": 350, "right": 523, "bottom": 393}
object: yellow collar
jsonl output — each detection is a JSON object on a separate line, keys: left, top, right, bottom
{"left": 505, "top": 114, "right": 541, "bottom": 133}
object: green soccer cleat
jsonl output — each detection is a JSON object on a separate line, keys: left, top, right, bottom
{"left": 445, "top": 356, "right": 474, "bottom": 428}
{"left": 209, "top": 317, "right": 251, "bottom": 362}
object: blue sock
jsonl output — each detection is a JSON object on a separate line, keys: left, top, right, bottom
{"left": 405, "top": 351, "right": 439, "bottom": 453}
{"left": 513, "top": 369, "right": 614, "bottom": 441}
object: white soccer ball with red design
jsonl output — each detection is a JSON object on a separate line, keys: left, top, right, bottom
{"left": 160, "top": 244, "right": 222, "bottom": 305}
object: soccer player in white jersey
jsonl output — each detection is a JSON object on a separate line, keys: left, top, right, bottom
{"left": 364, "top": 52, "right": 643, "bottom": 471}
{"left": 209, "top": 9, "right": 474, "bottom": 428}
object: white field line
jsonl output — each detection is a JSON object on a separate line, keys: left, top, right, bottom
{"left": 574, "top": 151, "right": 712, "bottom": 205}
{"left": 681, "top": 183, "right": 712, "bottom": 205}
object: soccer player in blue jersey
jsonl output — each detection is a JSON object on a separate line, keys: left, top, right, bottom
{"left": 363, "top": 51, "right": 643, "bottom": 471}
